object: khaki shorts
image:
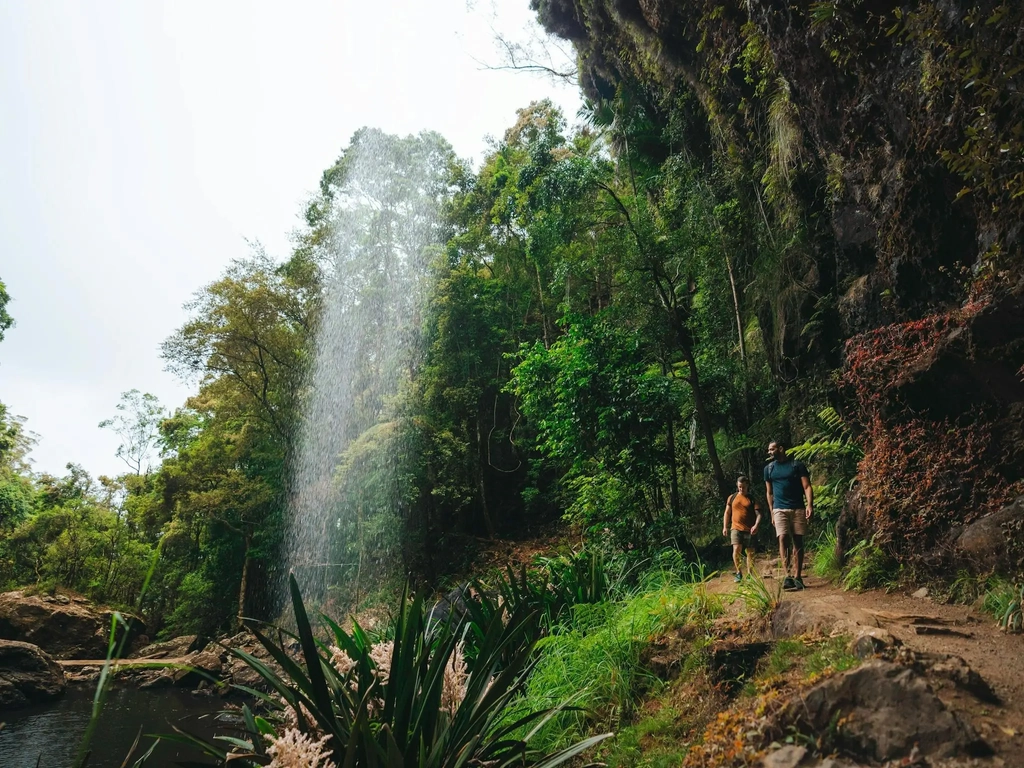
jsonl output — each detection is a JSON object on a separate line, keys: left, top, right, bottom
{"left": 730, "top": 529, "right": 754, "bottom": 549}
{"left": 772, "top": 508, "right": 808, "bottom": 537}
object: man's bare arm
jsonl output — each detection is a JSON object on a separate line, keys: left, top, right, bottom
{"left": 801, "top": 475, "right": 814, "bottom": 519}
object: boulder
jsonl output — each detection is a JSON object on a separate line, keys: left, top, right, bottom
{"left": 774, "top": 661, "right": 988, "bottom": 763}
{"left": 64, "top": 665, "right": 101, "bottom": 685}
{"left": 770, "top": 598, "right": 880, "bottom": 638}
{"left": 220, "top": 630, "right": 287, "bottom": 693}
{"left": 0, "top": 590, "right": 145, "bottom": 659}
{"left": 226, "top": 654, "right": 266, "bottom": 690}
{"left": 847, "top": 628, "right": 899, "bottom": 660}
{"left": 0, "top": 639, "right": 67, "bottom": 710}
{"left": 130, "top": 634, "right": 197, "bottom": 660}
{"left": 173, "top": 648, "right": 224, "bottom": 688}
{"left": 955, "top": 495, "right": 1024, "bottom": 576}
{"left": 138, "top": 669, "right": 175, "bottom": 689}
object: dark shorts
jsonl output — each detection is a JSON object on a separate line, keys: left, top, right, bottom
{"left": 730, "top": 529, "right": 754, "bottom": 549}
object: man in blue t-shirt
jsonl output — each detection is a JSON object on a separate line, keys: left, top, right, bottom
{"left": 764, "top": 439, "right": 813, "bottom": 591}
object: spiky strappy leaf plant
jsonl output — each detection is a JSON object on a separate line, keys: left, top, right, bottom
{"left": 150, "top": 574, "right": 610, "bottom": 767}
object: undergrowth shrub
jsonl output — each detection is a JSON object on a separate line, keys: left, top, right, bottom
{"left": 467, "top": 548, "right": 618, "bottom": 640}
{"left": 983, "top": 580, "right": 1024, "bottom": 633}
{"left": 757, "top": 638, "right": 808, "bottom": 680}
{"left": 981, "top": 578, "right": 1015, "bottom": 618}
{"left": 1000, "top": 584, "right": 1024, "bottom": 633}
{"left": 147, "top": 576, "right": 610, "bottom": 768}
{"left": 948, "top": 569, "right": 992, "bottom": 605}
{"left": 811, "top": 525, "right": 842, "bottom": 582}
{"left": 842, "top": 537, "right": 898, "bottom": 592}
{"left": 790, "top": 406, "right": 862, "bottom": 528}
{"left": 505, "top": 557, "right": 722, "bottom": 751}
{"left": 804, "top": 635, "right": 858, "bottom": 678}
{"left": 756, "top": 635, "right": 858, "bottom": 684}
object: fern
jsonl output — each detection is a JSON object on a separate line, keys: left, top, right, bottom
{"left": 842, "top": 538, "right": 898, "bottom": 592}
{"left": 790, "top": 407, "right": 863, "bottom": 464}
{"left": 791, "top": 407, "right": 864, "bottom": 523}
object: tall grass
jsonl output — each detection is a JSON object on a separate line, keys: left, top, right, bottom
{"left": 731, "top": 570, "right": 782, "bottom": 618}
{"left": 811, "top": 525, "right": 842, "bottom": 582}
{"left": 504, "top": 553, "right": 722, "bottom": 750}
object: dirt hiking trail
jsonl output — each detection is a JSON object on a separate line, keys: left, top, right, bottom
{"left": 706, "top": 556, "right": 1024, "bottom": 766}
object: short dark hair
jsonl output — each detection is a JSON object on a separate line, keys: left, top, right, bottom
{"left": 768, "top": 438, "right": 785, "bottom": 448}
{"left": 737, "top": 475, "right": 749, "bottom": 483}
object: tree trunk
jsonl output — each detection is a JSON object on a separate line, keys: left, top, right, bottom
{"left": 666, "top": 414, "right": 681, "bottom": 516}
{"left": 724, "top": 252, "right": 755, "bottom": 479}
{"left": 534, "top": 261, "right": 551, "bottom": 349}
{"left": 476, "top": 417, "right": 497, "bottom": 539}
{"left": 237, "top": 533, "right": 252, "bottom": 629}
{"left": 677, "top": 328, "right": 729, "bottom": 496}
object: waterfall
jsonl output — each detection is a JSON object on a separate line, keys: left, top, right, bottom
{"left": 282, "top": 128, "right": 452, "bottom": 611}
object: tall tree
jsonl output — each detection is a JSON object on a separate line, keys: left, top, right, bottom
{"left": 99, "top": 390, "right": 166, "bottom": 476}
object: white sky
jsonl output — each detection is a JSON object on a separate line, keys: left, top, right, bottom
{"left": 0, "top": 0, "right": 581, "bottom": 479}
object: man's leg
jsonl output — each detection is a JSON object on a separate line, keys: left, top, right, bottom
{"left": 777, "top": 535, "right": 790, "bottom": 576}
{"left": 794, "top": 534, "right": 805, "bottom": 579}
{"left": 732, "top": 543, "right": 743, "bottom": 575}
{"left": 746, "top": 545, "right": 756, "bottom": 577}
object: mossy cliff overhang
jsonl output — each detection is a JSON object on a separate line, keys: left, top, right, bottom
{"left": 531, "top": 0, "right": 1024, "bottom": 314}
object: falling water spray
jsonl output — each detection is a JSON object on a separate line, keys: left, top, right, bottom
{"left": 282, "top": 128, "right": 452, "bottom": 612}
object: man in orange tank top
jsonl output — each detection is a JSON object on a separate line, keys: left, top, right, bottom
{"left": 723, "top": 475, "right": 762, "bottom": 582}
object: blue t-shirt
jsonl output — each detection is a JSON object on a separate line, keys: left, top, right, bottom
{"left": 764, "top": 458, "right": 809, "bottom": 510}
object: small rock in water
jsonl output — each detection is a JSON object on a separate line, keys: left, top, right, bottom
{"left": 912, "top": 587, "right": 929, "bottom": 599}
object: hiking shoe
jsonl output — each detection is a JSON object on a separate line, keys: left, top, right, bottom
{"left": 733, "top": 572, "right": 743, "bottom": 583}
{"left": 793, "top": 577, "right": 805, "bottom": 590}
{"left": 783, "top": 576, "right": 797, "bottom": 591}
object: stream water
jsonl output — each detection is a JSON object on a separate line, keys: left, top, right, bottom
{"left": 0, "top": 686, "right": 229, "bottom": 767}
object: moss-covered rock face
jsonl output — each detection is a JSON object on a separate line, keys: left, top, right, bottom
{"left": 535, "top": 0, "right": 1022, "bottom": 309}
{"left": 535, "top": 0, "right": 1024, "bottom": 565}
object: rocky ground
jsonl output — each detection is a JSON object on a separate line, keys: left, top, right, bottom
{"left": 694, "top": 560, "right": 1024, "bottom": 768}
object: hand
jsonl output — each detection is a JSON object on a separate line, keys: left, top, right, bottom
{"left": 751, "top": 525, "right": 759, "bottom": 535}
{"left": 805, "top": 506, "right": 813, "bottom": 521}
{"left": 723, "top": 528, "right": 729, "bottom": 537}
